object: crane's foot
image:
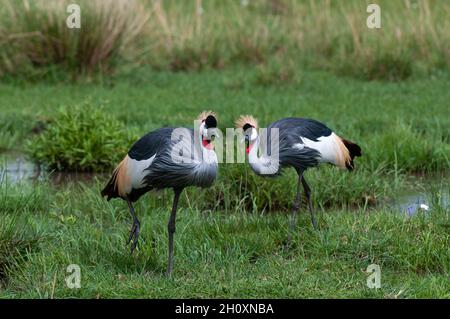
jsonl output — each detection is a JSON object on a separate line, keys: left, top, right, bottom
{"left": 127, "top": 218, "right": 140, "bottom": 254}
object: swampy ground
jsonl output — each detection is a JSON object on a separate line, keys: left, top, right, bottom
{"left": 0, "top": 67, "right": 449, "bottom": 298}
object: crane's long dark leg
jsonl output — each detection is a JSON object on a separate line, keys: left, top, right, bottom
{"left": 167, "top": 188, "right": 182, "bottom": 277}
{"left": 301, "top": 175, "right": 318, "bottom": 230}
{"left": 126, "top": 198, "right": 140, "bottom": 254}
{"left": 286, "top": 171, "right": 303, "bottom": 245}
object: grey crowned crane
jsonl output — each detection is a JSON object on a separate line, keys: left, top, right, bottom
{"left": 101, "top": 111, "right": 218, "bottom": 275}
{"left": 235, "top": 115, "right": 361, "bottom": 237}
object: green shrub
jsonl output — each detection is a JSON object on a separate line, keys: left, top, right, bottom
{"left": 26, "top": 102, "right": 137, "bottom": 172}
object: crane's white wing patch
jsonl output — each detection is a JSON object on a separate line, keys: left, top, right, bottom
{"left": 301, "top": 133, "right": 339, "bottom": 165}
{"left": 128, "top": 154, "right": 156, "bottom": 190}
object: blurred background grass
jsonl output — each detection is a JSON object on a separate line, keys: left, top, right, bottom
{"left": 0, "top": 0, "right": 449, "bottom": 80}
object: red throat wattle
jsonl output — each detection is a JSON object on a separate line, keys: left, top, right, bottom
{"left": 202, "top": 139, "right": 213, "bottom": 150}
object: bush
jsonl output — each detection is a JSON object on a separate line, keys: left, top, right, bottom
{"left": 26, "top": 102, "right": 137, "bottom": 172}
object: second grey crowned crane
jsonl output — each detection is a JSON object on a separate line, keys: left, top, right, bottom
{"left": 236, "top": 115, "right": 361, "bottom": 238}
{"left": 101, "top": 111, "right": 218, "bottom": 276}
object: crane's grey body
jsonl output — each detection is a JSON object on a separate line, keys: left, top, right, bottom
{"left": 127, "top": 127, "right": 217, "bottom": 201}
{"left": 248, "top": 118, "right": 335, "bottom": 176}
{"left": 102, "top": 113, "right": 218, "bottom": 276}
{"left": 268, "top": 117, "right": 331, "bottom": 169}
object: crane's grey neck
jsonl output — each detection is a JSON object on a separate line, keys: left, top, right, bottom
{"left": 248, "top": 137, "right": 280, "bottom": 176}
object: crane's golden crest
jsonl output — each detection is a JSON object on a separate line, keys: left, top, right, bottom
{"left": 235, "top": 115, "right": 258, "bottom": 129}
{"left": 197, "top": 110, "right": 217, "bottom": 122}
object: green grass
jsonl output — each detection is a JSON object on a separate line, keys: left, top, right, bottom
{"left": 0, "top": 66, "right": 449, "bottom": 298}
{"left": 0, "top": 180, "right": 448, "bottom": 298}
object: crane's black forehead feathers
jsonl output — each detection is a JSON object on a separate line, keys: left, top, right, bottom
{"left": 205, "top": 115, "right": 217, "bottom": 128}
{"left": 243, "top": 123, "right": 254, "bottom": 132}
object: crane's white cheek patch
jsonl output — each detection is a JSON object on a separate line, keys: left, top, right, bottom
{"left": 127, "top": 154, "right": 156, "bottom": 190}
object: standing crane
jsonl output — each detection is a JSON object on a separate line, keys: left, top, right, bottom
{"left": 235, "top": 115, "right": 361, "bottom": 238}
{"left": 101, "top": 111, "right": 218, "bottom": 276}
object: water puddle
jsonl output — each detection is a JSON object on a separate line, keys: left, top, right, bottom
{"left": 0, "top": 152, "right": 105, "bottom": 186}
{"left": 390, "top": 174, "right": 449, "bottom": 216}
{"left": 393, "top": 191, "right": 449, "bottom": 216}
{"left": 0, "top": 152, "right": 40, "bottom": 183}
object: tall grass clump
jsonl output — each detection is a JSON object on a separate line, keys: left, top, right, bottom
{"left": 0, "top": 0, "right": 148, "bottom": 78}
{"left": 26, "top": 102, "right": 137, "bottom": 172}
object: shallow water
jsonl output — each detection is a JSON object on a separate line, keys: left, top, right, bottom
{"left": 0, "top": 152, "right": 104, "bottom": 186}
{"left": 393, "top": 190, "right": 449, "bottom": 216}
{"left": 0, "top": 152, "right": 39, "bottom": 183}
{"left": 386, "top": 172, "right": 449, "bottom": 216}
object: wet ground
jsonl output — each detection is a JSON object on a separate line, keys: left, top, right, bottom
{"left": 1, "top": 152, "right": 448, "bottom": 215}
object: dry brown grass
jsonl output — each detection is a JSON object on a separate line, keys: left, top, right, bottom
{"left": 0, "top": 0, "right": 149, "bottom": 76}
{"left": 0, "top": 0, "right": 449, "bottom": 79}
